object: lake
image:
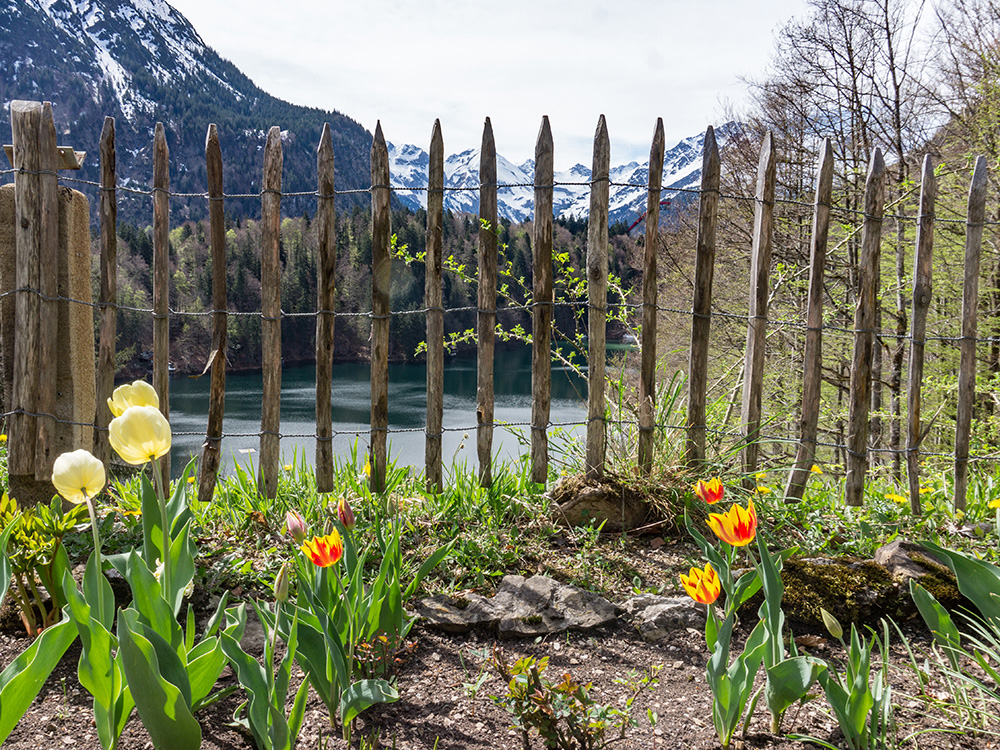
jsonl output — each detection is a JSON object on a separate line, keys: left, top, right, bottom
{"left": 167, "top": 345, "right": 588, "bottom": 478}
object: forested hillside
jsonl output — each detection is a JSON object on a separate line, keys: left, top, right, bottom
{"left": 109, "top": 208, "right": 642, "bottom": 377}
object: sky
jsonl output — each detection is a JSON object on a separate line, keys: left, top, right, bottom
{"left": 167, "top": 0, "right": 814, "bottom": 169}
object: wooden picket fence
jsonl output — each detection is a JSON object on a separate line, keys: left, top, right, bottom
{"left": 4, "top": 100, "right": 992, "bottom": 512}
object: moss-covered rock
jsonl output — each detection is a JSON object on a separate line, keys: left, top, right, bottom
{"left": 773, "top": 557, "right": 903, "bottom": 629}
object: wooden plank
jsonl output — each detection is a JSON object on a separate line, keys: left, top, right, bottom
{"left": 315, "top": 123, "right": 336, "bottom": 494}
{"left": 905, "top": 156, "right": 937, "bottom": 513}
{"left": 586, "top": 115, "right": 611, "bottom": 479}
{"left": 198, "top": 124, "right": 227, "bottom": 505}
{"left": 477, "top": 118, "right": 498, "bottom": 488}
{"left": 259, "top": 126, "right": 283, "bottom": 499}
{"left": 784, "top": 138, "right": 834, "bottom": 501}
{"left": 740, "top": 132, "right": 776, "bottom": 484}
{"left": 95, "top": 117, "right": 117, "bottom": 466}
{"left": 638, "top": 118, "right": 665, "bottom": 474}
{"left": 530, "top": 116, "right": 554, "bottom": 484}
{"left": 954, "top": 156, "right": 988, "bottom": 513}
{"left": 844, "top": 149, "right": 886, "bottom": 507}
{"left": 685, "top": 126, "right": 721, "bottom": 466}
{"left": 370, "top": 122, "right": 391, "bottom": 494}
{"left": 152, "top": 122, "right": 170, "bottom": 485}
{"left": 34, "top": 102, "right": 58, "bottom": 479}
{"left": 9, "top": 100, "right": 41, "bottom": 477}
{"left": 425, "top": 120, "right": 444, "bottom": 492}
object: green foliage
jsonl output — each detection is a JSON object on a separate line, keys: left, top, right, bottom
{"left": 488, "top": 647, "right": 654, "bottom": 750}
{"left": 0, "top": 493, "right": 89, "bottom": 636}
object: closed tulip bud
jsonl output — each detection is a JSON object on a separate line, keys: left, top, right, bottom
{"left": 820, "top": 608, "right": 843, "bottom": 640}
{"left": 337, "top": 497, "right": 356, "bottom": 531}
{"left": 285, "top": 509, "right": 307, "bottom": 544}
{"left": 274, "top": 563, "right": 290, "bottom": 603}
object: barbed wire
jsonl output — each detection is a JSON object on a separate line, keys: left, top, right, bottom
{"left": 4, "top": 165, "right": 1000, "bottom": 227}
{"left": 1, "top": 406, "right": 989, "bottom": 466}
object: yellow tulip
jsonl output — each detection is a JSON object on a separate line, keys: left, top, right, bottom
{"left": 52, "top": 449, "right": 106, "bottom": 504}
{"left": 109, "top": 405, "right": 172, "bottom": 465}
{"left": 107, "top": 380, "right": 159, "bottom": 417}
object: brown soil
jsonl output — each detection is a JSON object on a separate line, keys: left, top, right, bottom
{"left": 0, "top": 539, "right": 996, "bottom": 750}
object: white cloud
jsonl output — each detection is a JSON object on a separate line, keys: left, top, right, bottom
{"left": 169, "top": 0, "right": 810, "bottom": 167}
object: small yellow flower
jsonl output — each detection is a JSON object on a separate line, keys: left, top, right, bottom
{"left": 884, "top": 492, "right": 907, "bottom": 504}
{"left": 755, "top": 471, "right": 767, "bottom": 480}
{"left": 989, "top": 498, "right": 1000, "bottom": 509}
{"left": 0, "top": 434, "right": 7, "bottom": 444}
{"left": 756, "top": 485, "right": 772, "bottom": 494}
{"left": 52, "top": 449, "right": 106, "bottom": 504}
{"left": 810, "top": 465, "right": 822, "bottom": 475}
{"left": 187, "top": 476, "right": 196, "bottom": 485}
{"left": 107, "top": 380, "right": 159, "bottom": 417}
{"left": 283, "top": 464, "right": 292, "bottom": 472}
{"left": 109, "top": 405, "right": 172, "bottom": 465}
{"left": 364, "top": 457, "right": 371, "bottom": 477}
{"left": 919, "top": 487, "right": 932, "bottom": 494}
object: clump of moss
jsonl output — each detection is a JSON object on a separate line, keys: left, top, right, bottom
{"left": 778, "top": 557, "right": 901, "bottom": 628}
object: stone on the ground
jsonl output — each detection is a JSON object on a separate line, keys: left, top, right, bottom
{"left": 414, "top": 574, "right": 618, "bottom": 637}
{"left": 548, "top": 475, "right": 648, "bottom": 532}
{"left": 625, "top": 596, "right": 706, "bottom": 643}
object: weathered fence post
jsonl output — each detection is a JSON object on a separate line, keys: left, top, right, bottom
{"left": 586, "top": 115, "right": 610, "bottom": 479}
{"left": 95, "top": 117, "right": 117, "bottom": 466}
{"left": 740, "top": 132, "right": 776, "bottom": 484}
{"left": 784, "top": 138, "right": 834, "bottom": 501}
{"left": 370, "top": 123, "right": 391, "bottom": 494}
{"left": 530, "top": 116, "right": 553, "bottom": 484}
{"left": 425, "top": 120, "right": 444, "bottom": 493}
{"left": 845, "top": 149, "right": 886, "bottom": 507}
{"left": 905, "top": 155, "right": 937, "bottom": 513}
{"left": 199, "top": 124, "right": 227, "bottom": 504}
{"left": 4, "top": 100, "right": 94, "bottom": 504}
{"left": 35, "top": 103, "right": 58, "bottom": 478}
{"left": 685, "top": 126, "right": 720, "bottom": 467}
{"left": 954, "top": 156, "right": 988, "bottom": 513}
{"left": 9, "top": 101, "right": 42, "bottom": 479}
{"left": 259, "top": 126, "right": 282, "bottom": 498}
{"left": 152, "top": 123, "right": 171, "bottom": 486}
{"left": 477, "top": 118, "right": 498, "bottom": 488}
{"left": 315, "top": 123, "right": 336, "bottom": 494}
{"left": 638, "top": 119, "right": 664, "bottom": 474}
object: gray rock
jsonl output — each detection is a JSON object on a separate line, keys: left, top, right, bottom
{"left": 631, "top": 597, "right": 706, "bottom": 643}
{"left": 493, "top": 575, "right": 619, "bottom": 638}
{"left": 411, "top": 593, "right": 501, "bottom": 634}
{"left": 874, "top": 540, "right": 950, "bottom": 583}
{"left": 414, "top": 574, "right": 618, "bottom": 637}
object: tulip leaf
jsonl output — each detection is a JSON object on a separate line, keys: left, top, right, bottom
{"left": 0, "top": 515, "right": 19, "bottom": 599}
{"left": 0, "top": 614, "right": 77, "bottom": 745}
{"left": 82, "top": 550, "right": 115, "bottom": 630}
{"left": 404, "top": 540, "right": 454, "bottom": 599}
{"left": 124, "top": 554, "right": 180, "bottom": 650}
{"left": 340, "top": 679, "right": 399, "bottom": 728}
{"left": 765, "top": 656, "right": 825, "bottom": 716}
{"left": 920, "top": 541, "right": 1000, "bottom": 625}
{"left": 118, "top": 608, "right": 201, "bottom": 750}
{"left": 909, "top": 580, "right": 962, "bottom": 668}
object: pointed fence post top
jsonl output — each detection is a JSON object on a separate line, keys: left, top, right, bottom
{"left": 535, "top": 116, "right": 553, "bottom": 174}
{"left": 431, "top": 118, "right": 443, "bottom": 150}
{"left": 318, "top": 122, "right": 333, "bottom": 159}
{"left": 205, "top": 123, "right": 219, "bottom": 151}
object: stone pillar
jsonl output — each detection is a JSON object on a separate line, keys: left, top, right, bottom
{"left": 0, "top": 183, "right": 96, "bottom": 506}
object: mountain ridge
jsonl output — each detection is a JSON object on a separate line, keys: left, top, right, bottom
{"left": 2, "top": 0, "right": 737, "bottom": 227}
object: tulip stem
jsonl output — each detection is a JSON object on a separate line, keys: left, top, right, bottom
{"left": 152, "top": 458, "right": 172, "bottom": 606}
{"left": 85, "top": 496, "right": 106, "bottom": 624}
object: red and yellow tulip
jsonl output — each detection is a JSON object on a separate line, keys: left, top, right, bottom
{"left": 694, "top": 477, "right": 725, "bottom": 505}
{"left": 301, "top": 530, "right": 344, "bottom": 567}
{"left": 680, "top": 562, "right": 721, "bottom": 604}
{"left": 707, "top": 498, "right": 758, "bottom": 547}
